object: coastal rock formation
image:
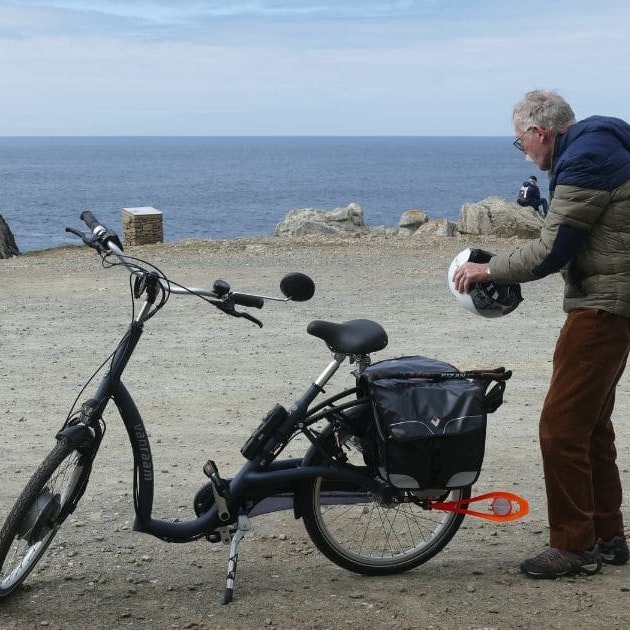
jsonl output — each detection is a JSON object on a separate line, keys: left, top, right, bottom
{"left": 398, "top": 209, "right": 428, "bottom": 236}
{"left": 458, "top": 196, "right": 543, "bottom": 238}
{"left": 274, "top": 197, "right": 542, "bottom": 240}
{"left": 0, "top": 213, "right": 19, "bottom": 258}
{"left": 274, "top": 203, "right": 366, "bottom": 237}
{"left": 414, "top": 218, "right": 458, "bottom": 237}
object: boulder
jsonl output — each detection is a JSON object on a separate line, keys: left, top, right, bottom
{"left": 274, "top": 203, "right": 366, "bottom": 237}
{"left": 414, "top": 218, "right": 458, "bottom": 237}
{"left": 458, "top": 196, "right": 543, "bottom": 238}
{"left": 398, "top": 209, "right": 428, "bottom": 236}
{"left": 0, "top": 213, "right": 19, "bottom": 258}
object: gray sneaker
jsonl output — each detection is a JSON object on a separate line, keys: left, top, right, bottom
{"left": 521, "top": 547, "right": 602, "bottom": 579}
{"left": 594, "top": 536, "right": 629, "bottom": 565}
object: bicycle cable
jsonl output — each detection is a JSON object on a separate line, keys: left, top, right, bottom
{"left": 100, "top": 250, "right": 171, "bottom": 321}
{"left": 62, "top": 348, "right": 117, "bottom": 427}
{"left": 61, "top": 253, "right": 168, "bottom": 427}
{"left": 61, "top": 245, "right": 257, "bottom": 432}
{"left": 100, "top": 246, "right": 263, "bottom": 321}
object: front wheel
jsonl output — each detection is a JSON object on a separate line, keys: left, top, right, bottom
{"left": 0, "top": 437, "right": 91, "bottom": 599}
{"left": 300, "top": 430, "right": 470, "bottom": 575}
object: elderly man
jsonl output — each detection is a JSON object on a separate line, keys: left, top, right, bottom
{"left": 453, "top": 90, "right": 630, "bottom": 579}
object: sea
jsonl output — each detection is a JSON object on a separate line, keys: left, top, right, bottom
{"left": 0, "top": 136, "right": 542, "bottom": 253}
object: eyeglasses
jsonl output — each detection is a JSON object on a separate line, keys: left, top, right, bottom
{"left": 513, "top": 128, "right": 532, "bottom": 152}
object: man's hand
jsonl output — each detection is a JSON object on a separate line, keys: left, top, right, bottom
{"left": 452, "top": 262, "right": 490, "bottom": 293}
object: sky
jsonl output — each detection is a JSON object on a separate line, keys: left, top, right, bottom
{"left": 2, "top": 0, "right": 630, "bottom": 136}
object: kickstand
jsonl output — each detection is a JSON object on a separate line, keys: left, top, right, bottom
{"left": 222, "top": 514, "right": 251, "bottom": 604}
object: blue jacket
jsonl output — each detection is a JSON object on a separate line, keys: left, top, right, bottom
{"left": 550, "top": 115, "right": 630, "bottom": 193}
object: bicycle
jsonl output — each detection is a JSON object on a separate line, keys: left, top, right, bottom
{"left": 0, "top": 212, "right": 529, "bottom": 604}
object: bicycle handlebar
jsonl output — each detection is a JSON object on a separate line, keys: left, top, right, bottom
{"left": 68, "top": 211, "right": 313, "bottom": 325}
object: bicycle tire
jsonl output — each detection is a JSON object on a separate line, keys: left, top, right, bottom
{"left": 300, "top": 430, "right": 470, "bottom": 575}
{"left": 0, "top": 437, "right": 91, "bottom": 599}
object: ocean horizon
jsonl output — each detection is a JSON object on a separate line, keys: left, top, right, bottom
{"left": 0, "top": 136, "right": 543, "bottom": 253}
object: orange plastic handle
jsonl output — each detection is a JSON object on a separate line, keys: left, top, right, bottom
{"left": 430, "top": 491, "right": 529, "bottom": 522}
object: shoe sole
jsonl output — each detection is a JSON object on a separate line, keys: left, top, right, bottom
{"left": 599, "top": 553, "right": 629, "bottom": 565}
{"left": 521, "top": 562, "right": 602, "bottom": 579}
{"left": 594, "top": 537, "right": 629, "bottom": 565}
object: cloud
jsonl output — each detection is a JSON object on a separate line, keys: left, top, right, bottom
{"left": 1, "top": 0, "right": 630, "bottom": 135}
{"left": 3, "top": 1, "right": 445, "bottom": 24}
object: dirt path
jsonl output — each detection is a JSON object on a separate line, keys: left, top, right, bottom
{"left": 1, "top": 236, "right": 630, "bottom": 629}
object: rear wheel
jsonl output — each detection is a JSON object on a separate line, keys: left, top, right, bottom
{"left": 300, "top": 430, "right": 469, "bottom": 575}
{"left": 0, "top": 438, "right": 91, "bottom": 599}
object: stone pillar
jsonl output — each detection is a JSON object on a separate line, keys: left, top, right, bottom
{"left": 122, "top": 207, "right": 164, "bottom": 246}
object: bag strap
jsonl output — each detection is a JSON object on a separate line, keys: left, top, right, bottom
{"left": 366, "top": 368, "right": 511, "bottom": 414}
{"left": 363, "top": 367, "right": 512, "bottom": 383}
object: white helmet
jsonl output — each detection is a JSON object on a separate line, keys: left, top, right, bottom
{"left": 447, "top": 248, "right": 523, "bottom": 318}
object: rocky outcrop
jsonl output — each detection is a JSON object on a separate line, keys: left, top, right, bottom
{"left": 414, "top": 218, "right": 458, "bottom": 237}
{"left": 457, "top": 196, "right": 543, "bottom": 238}
{"left": 398, "top": 209, "right": 428, "bottom": 236}
{"left": 0, "top": 213, "right": 19, "bottom": 258}
{"left": 274, "top": 203, "right": 367, "bottom": 237}
{"left": 275, "top": 197, "right": 543, "bottom": 240}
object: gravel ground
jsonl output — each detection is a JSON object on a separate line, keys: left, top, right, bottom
{"left": 1, "top": 235, "right": 630, "bottom": 629}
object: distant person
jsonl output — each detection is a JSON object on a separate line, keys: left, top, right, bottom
{"left": 453, "top": 89, "right": 630, "bottom": 580}
{"left": 517, "top": 175, "right": 548, "bottom": 217}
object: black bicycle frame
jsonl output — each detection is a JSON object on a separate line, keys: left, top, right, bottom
{"left": 63, "top": 318, "right": 381, "bottom": 544}
{"left": 113, "top": 379, "right": 381, "bottom": 543}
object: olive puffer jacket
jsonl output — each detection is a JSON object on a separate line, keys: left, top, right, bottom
{"left": 489, "top": 115, "right": 630, "bottom": 318}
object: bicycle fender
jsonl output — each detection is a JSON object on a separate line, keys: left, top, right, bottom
{"left": 56, "top": 423, "right": 96, "bottom": 448}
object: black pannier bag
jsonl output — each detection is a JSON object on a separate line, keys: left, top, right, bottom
{"left": 359, "top": 356, "right": 498, "bottom": 492}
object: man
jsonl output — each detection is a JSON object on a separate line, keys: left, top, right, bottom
{"left": 453, "top": 89, "right": 630, "bottom": 579}
{"left": 517, "top": 175, "right": 548, "bottom": 217}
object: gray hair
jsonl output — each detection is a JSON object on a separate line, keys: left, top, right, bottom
{"left": 512, "top": 90, "right": 576, "bottom": 133}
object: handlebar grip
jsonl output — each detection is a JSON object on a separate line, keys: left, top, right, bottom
{"left": 79, "top": 210, "right": 124, "bottom": 252}
{"left": 80, "top": 211, "right": 101, "bottom": 232}
{"left": 231, "top": 293, "right": 264, "bottom": 309}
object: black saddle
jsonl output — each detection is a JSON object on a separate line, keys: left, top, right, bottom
{"left": 306, "top": 319, "right": 388, "bottom": 354}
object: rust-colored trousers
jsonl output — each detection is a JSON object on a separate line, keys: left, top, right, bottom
{"left": 540, "top": 309, "right": 630, "bottom": 550}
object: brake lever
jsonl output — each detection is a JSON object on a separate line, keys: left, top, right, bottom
{"left": 238, "top": 311, "right": 263, "bottom": 328}
{"left": 210, "top": 300, "right": 263, "bottom": 328}
{"left": 65, "top": 227, "right": 108, "bottom": 253}
{"left": 65, "top": 227, "right": 91, "bottom": 244}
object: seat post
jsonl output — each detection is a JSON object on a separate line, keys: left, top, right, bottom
{"left": 314, "top": 354, "right": 346, "bottom": 389}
